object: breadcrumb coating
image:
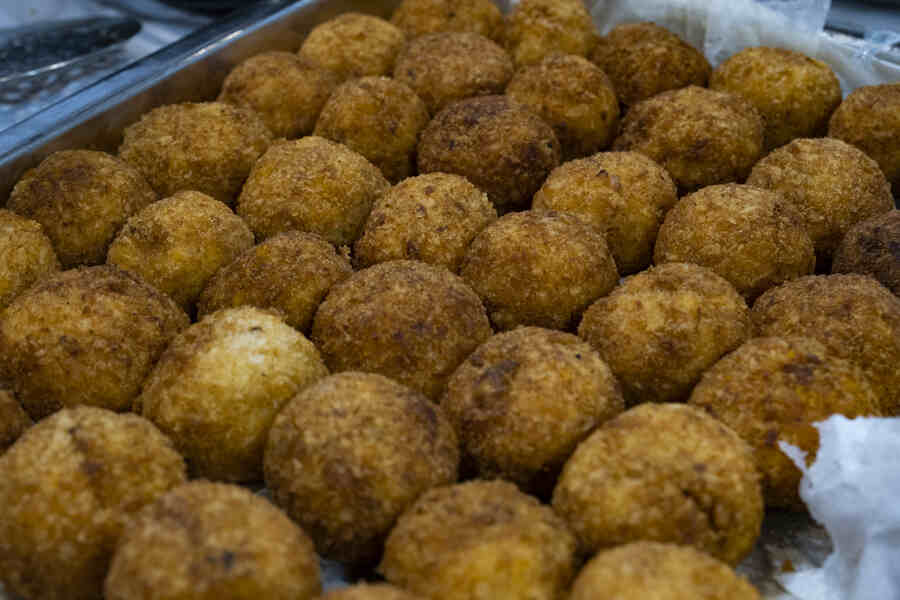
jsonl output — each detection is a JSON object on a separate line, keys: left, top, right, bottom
{"left": 0, "top": 209, "right": 59, "bottom": 310}
{"left": 503, "top": 0, "right": 597, "bottom": 67}
{"left": 299, "top": 13, "right": 405, "bottom": 81}
{"left": 391, "top": 0, "right": 503, "bottom": 41}
{"left": 832, "top": 209, "right": 900, "bottom": 296}
{"left": 0, "top": 388, "right": 31, "bottom": 453}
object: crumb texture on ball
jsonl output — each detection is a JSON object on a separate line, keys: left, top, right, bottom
{"left": 0, "top": 389, "right": 31, "bottom": 453}
{"left": 504, "top": 0, "right": 597, "bottom": 67}
{"left": 322, "top": 583, "right": 427, "bottom": 600}
{"left": 298, "top": 13, "right": 406, "bottom": 81}
{"left": 0, "top": 209, "right": 59, "bottom": 310}
{"left": 391, "top": 0, "right": 503, "bottom": 41}
{"left": 832, "top": 209, "right": 900, "bottom": 296}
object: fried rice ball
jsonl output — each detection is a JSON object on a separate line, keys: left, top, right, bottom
{"left": 553, "top": 403, "right": 763, "bottom": 564}
{"left": 746, "top": 137, "right": 893, "bottom": 262}
{"left": 218, "top": 51, "right": 340, "bottom": 139}
{"left": 106, "top": 190, "right": 254, "bottom": 311}
{"left": 441, "top": 327, "right": 623, "bottom": 494}
{"left": 0, "top": 266, "right": 188, "bottom": 419}
{"left": 570, "top": 542, "right": 762, "bottom": 600}
{"left": 118, "top": 102, "right": 272, "bottom": 205}
{"left": 0, "top": 407, "right": 187, "bottom": 600}
{"left": 393, "top": 32, "right": 513, "bottom": 115}
{"left": 460, "top": 210, "right": 618, "bottom": 331}
{"left": 314, "top": 76, "right": 429, "bottom": 183}
{"left": 503, "top": 0, "right": 598, "bottom": 67}
{"left": 689, "top": 336, "right": 882, "bottom": 510}
{"left": 532, "top": 151, "right": 677, "bottom": 274}
{"left": 829, "top": 83, "right": 900, "bottom": 196}
{"left": 353, "top": 173, "right": 497, "bottom": 272}
{"left": 612, "top": 86, "right": 764, "bottom": 194}
{"left": 311, "top": 260, "right": 491, "bottom": 400}
{"left": 418, "top": 95, "right": 561, "bottom": 211}
{"left": 197, "top": 231, "right": 353, "bottom": 332}
{"left": 105, "top": 481, "right": 321, "bottom": 600}
{"left": 832, "top": 209, "right": 900, "bottom": 295}
{"left": 654, "top": 184, "right": 815, "bottom": 300}
{"left": 7, "top": 150, "right": 156, "bottom": 267}
{"left": 0, "top": 209, "right": 59, "bottom": 310}
{"left": 391, "top": 0, "right": 503, "bottom": 41}
{"left": 237, "top": 136, "right": 390, "bottom": 246}
{"left": 380, "top": 479, "right": 578, "bottom": 600}
{"left": 506, "top": 54, "right": 619, "bottom": 160}
{"left": 264, "top": 372, "right": 459, "bottom": 565}
{"left": 578, "top": 263, "right": 751, "bottom": 405}
{"left": 752, "top": 274, "right": 900, "bottom": 415}
{"left": 590, "top": 22, "right": 711, "bottom": 107}
{"left": 298, "top": 13, "right": 405, "bottom": 81}
{"left": 320, "top": 584, "right": 427, "bottom": 600}
{"left": 137, "top": 306, "right": 328, "bottom": 482}
{"left": 710, "top": 47, "right": 842, "bottom": 151}
{"left": 0, "top": 389, "right": 30, "bottom": 453}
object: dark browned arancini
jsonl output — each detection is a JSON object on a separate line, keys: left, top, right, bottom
{"left": 417, "top": 95, "right": 561, "bottom": 212}
{"left": 380, "top": 479, "right": 578, "bottom": 600}
{"left": 311, "top": 260, "right": 491, "bottom": 400}
{"left": 612, "top": 86, "right": 764, "bottom": 194}
{"left": 0, "top": 407, "right": 187, "bottom": 600}
{"left": 689, "top": 336, "right": 882, "bottom": 510}
{"left": 197, "top": 231, "right": 353, "bottom": 333}
{"left": 552, "top": 404, "right": 763, "bottom": 565}
{"left": 590, "top": 22, "right": 711, "bottom": 107}
{"left": 237, "top": 136, "right": 390, "bottom": 246}
{"left": 7, "top": 150, "right": 156, "bottom": 267}
{"left": 532, "top": 151, "right": 678, "bottom": 274}
{"left": 393, "top": 32, "right": 513, "bottom": 116}
{"left": 570, "top": 542, "right": 761, "bottom": 600}
{"left": 0, "top": 389, "right": 31, "bottom": 453}
{"left": 578, "top": 263, "right": 752, "bottom": 405}
{"left": 298, "top": 13, "right": 405, "bottom": 81}
{"left": 0, "top": 209, "right": 59, "bottom": 310}
{"left": 391, "top": 0, "right": 503, "bottom": 41}
{"left": 218, "top": 51, "right": 340, "bottom": 139}
{"left": 506, "top": 54, "right": 619, "bottom": 160}
{"left": 0, "top": 266, "right": 188, "bottom": 419}
{"left": 105, "top": 481, "right": 321, "bottom": 600}
{"left": 503, "top": 0, "right": 597, "bottom": 67}
{"left": 118, "top": 102, "right": 272, "bottom": 205}
{"left": 264, "top": 372, "right": 458, "bottom": 565}
{"left": 832, "top": 209, "right": 900, "bottom": 295}
{"left": 460, "top": 210, "right": 618, "bottom": 331}
{"left": 752, "top": 274, "right": 900, "bottom": 414}
{"left": 441, "top": 327, "right": 623, "bottom": 494}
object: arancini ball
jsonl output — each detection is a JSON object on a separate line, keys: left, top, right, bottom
{"left": 298, "top": 13, "right": 405, "bottom": 81}
{"left": 391, "top": 0, "right": 503, "bottom": 41}
{"left": 321, "top": 584, "right": 426, "bottom": 600}
{"left": 0, "top": 389, "right": 30, "bottom": 453}
{"left": 0, "top": 209, "right": 59, "bottom": 310}
{"left": 832, "top": 209, "right": 900, "bottom": 295}
{"left": 503, "top": 0, "right": 597, "bottom": 67}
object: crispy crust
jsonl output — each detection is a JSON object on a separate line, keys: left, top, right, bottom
{"left": 0, "top": 209, "right": 59, "bottom": 310}
{"left": 503, "top": 0, "right": 598, "bottom": 67}
{"left": 298, "top": 13, "right": 405, "bottom": 81}
{"left": 391, "top": 0, "right": 503, "bottom": 41}
{"left": 832, "top": 209, "right": 900, "bottom": 296}
{"left": 0, "top": 388, "right": 31, "bottom": 452}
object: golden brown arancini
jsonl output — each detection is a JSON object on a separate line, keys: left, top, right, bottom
{"left": 710, "top": 47, "right": 842, "bottom": 151}
{"left": 590, "top": 22, "right": 711, "bottom": 107}
{"left": 460, "top": 210, "right": 618, "bottom": 331}
{"left": 578, "top": 263, "right": 751, "bottom": 405}
{"left": 832, "top": 209, "right": 900, "bottom": 295}
{"left": 393, "top": 32, "right": 513, "bottom": 115}
{"left": 106, "top": 190, "right": 254, "bottom": 311}
{"left": 353, "top": 172, "right": 497, "bottom": 272}
{"left": 391, "top": 0, "right": 503, "bottom": 41}
{"left": 532, "top": 151, "right": 677, "bottom": 274}
{"left": 237, "top": 136, "right": 390, "bottom": 246}
{"left": 0, "top": 209, "right": 59, "bottom": 310}
{"left": 0, "top": 407, "right": 187, "bottom": 600}
{"left": 746, "top": 137, "right": 893, "bottom": 263}
{"left": 311, "top": 260, "right": 491, "bottom": 400}
{"left": 0, "top": 265, "right": 188, "bottom": 419}
{"left": 417, "top": 95, "right": 561, "bottom": 211}
{"left": 379, "top": 479, "right": 578, "bottom": 600}
{"left": 441, "top": 327, "right": 623, "bottom": 494}
{"left": 752, "top": 274, "right": 900, "bottom": 414}
{"left": 552, "top": 404, "right": 763, "bottom": 564}
{"left": 314, "top": 76, "right": 429, "bottom": 183}
{"left": 503, "top": 0, "right": 598, "bottom": 67}
{"left": 0, "top": 389, "right": 30, "bottom": 453}
{"left": 570, "top": 542, "right": 762, "bottom": 600}
{"left": 105, "top": 481, "right": 321, "bottom": 600}
{"left": 829, "top": 83, "right": 900, "bottom": 196}
{"left": 298, "top": 13, "right": 405, "bottom": 81}
{"left": 320, "top": 583, "right": 427, "bottom": 600}
{"left": 119, "top": 102, "right": 272, "bottom": 205}
{"left": 506, "top": 54, "right": 619, "bottom": 160}
{"left": 654, "top": 184, "right": 815, "bottom": 300}
{"left": 612, "top": 86, "right": 764, "bottom": 194}
{"left": 264, "top": 372, "right": 458, "bottom": 565}
{"left": 197, "top": 231, "right": 353, "bottom": 333}
{"left": 137, "top": 307, "right": 328, "bottom": 482}
{"left": 7, "top": 150, "right": 156, "bottom": 267}
{"left": 218, "top": 51, "right": 340, "bottom": 139}
{"left": 689, "top": 336, "right": 882, "bottom": 510}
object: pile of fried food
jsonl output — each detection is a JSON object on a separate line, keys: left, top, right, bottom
{"left": 1, "top": 0, "right": 899, "bottom": 598}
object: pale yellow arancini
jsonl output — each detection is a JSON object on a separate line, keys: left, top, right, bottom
{"left": 0, "top": 209, "right": 59, "bottom": 310}
{"left": 832, "top": 209, "right": 900, "bottom": 296}
{"left": 0, "top": 388, "right": 31, "bottom": 453}
{"left": 391, "top": 0, "right": 503, "bottom": 41}
{"left": 503, "top": 0, "right": 598, "bottom": 67}
{"left": 298, "top": 13, "right": 405, "bottom": 81}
